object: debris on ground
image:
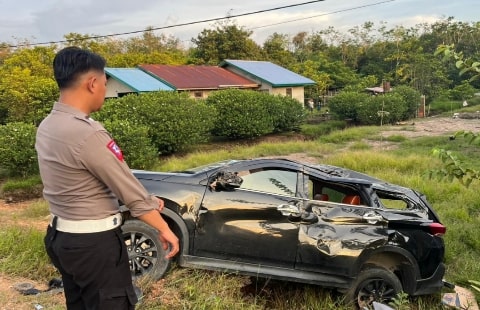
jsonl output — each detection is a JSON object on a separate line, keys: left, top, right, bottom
{"left": 442, "top": 284, "right": 479, "bottom": 310}
{"left": 13, "top": 278, "right": 63, "bottom": 296}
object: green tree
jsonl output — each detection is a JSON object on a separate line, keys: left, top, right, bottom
{"left": 431, "top": 44, "right": 480, "bottom": 186}
{"left": 263, "top": 32, "right": 295, "bottom": 67}
{"left": 191, "top": 20, "right": 264, "bottom": 65}
{"left": 436, "top": 44, "right": 480, "bottom": 82}
{"left": 290, "top": 59, "right": 332, "bottom": 100}
{"left": 0, "top": 46, "right": 57, "bottom": 124}
{"left": 0, "top": 46, "right": 55, "bottom": 77}
{"left": 449, "top": 80, "right": 476, "bottom": 101}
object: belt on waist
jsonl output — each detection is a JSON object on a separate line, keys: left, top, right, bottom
{"left": 50, "top": 213, "right": 122, "bottom": 233}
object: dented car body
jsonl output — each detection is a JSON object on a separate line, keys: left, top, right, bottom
{"left": 121, "top": 158, "right": 446, "bottom": 306}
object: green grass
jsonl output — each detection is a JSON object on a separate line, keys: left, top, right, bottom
{"left": 0, "top": 226, "right": 55, "bottom": 281}
{"left": 429, "top": 96, "right": 480, "bottom": 116}
{"left": 318, "top": 125, "right": 381, "bottom": 144}
{"left": 1, "top": 175, "right": 42, "bottom": 191}
{"left": 154, "top": 140, "right": 336, "bottom": 172}
{"left": 0, "top": 175, "right": 43, "bottom": 201}
{"left": 300, "top": 120, "right": 347, "bottom": 139}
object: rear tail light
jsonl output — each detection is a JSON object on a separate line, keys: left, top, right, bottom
{"left": 429, "top": 222, "right": 446, "bottom": 236}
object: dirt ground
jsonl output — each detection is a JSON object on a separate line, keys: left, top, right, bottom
{"left": 0, "top": 116, "right": 479, "bottom": 309}
{"left": 381, "top": 116, "right": 480, "bottom": 138}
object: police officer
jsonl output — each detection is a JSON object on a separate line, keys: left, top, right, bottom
{"left": 36, "top": 46, "right": 179, "bottom": 309}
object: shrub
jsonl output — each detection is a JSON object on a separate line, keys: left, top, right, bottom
{"left": 392, "top": 85, "right": 421, "bottom": 120}
{"left": 102, "top": 119, "right": 158, "bottom": 169}
{"left": 268, "top": 95, "right": 306, "bottom": 133}
{"left": 357, "top": 93, "right": 407, "bottom": 125}
{"left": 328, "top": 91, "right": 370, "bottom": 122}
{"left": 329, "top": 90, "right": 415, "bottom": 125}
{"left": 0, "top": 122, "right": 38, "bottom": 177}
{"left": 207, "top": 89, "right": 274, "bottom": 139}
{"left": 449, "top": 81, "right": 476, "bottom": 100}
{"left": 95, "top": 91, "right": 217, "bottom": 155}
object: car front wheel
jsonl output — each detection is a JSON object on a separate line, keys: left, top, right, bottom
{"left": 347, "top": 266, "right": 403, "bottom": 308}
{"left": 121, "top": 220, "right": 171, "bottom": 281}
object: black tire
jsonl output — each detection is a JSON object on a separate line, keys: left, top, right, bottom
{"left": 346, "top": 267, "right": 403, "bottom": 309}
{"left": 121, "top": 220, "right": 171, "bottom": 281}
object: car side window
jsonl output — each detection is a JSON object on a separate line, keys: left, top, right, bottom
{"left": 308, "top": 178, "right": 363, "bottom": 205}
{"left": 238, "top": 169, "right": 297, "bottom": 196}
{"left": 375, "top": 191, "right": 411, "bottom": 210}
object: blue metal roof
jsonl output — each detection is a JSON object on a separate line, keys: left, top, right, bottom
{"left": 220, "top": 60, "right": 315, "bottom": 87}
{"left": 105, "top": 68, "right": 174, "bottom": 92}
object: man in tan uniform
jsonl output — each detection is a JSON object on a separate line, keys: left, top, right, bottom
{"left": 36, "top": 46, "right": 179, "bottom": 309}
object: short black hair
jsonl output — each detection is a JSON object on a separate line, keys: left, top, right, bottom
{"left": 53, "top": 47, "right": 106, "bottom": 89}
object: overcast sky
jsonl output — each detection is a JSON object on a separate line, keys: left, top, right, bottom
{"left": 0, "top": 0, "right": 477, "bottom": 47}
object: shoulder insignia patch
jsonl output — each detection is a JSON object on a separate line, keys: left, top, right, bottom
{"left": 107, "top": 140, "right": 124, "bottom": 161}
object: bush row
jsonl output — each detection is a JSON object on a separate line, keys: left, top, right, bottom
{"left": 328, "top": 86, "right": 421, "bottom": 125}
{"left": 0, "top": 90, "right": 306, "bottom": 176}
{"left": 206, "top": 89, "right": 306, "bottom": 139}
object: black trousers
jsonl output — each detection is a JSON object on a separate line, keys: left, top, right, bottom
{"left": 45, "top": 223, "right": 138, "bottom": 310}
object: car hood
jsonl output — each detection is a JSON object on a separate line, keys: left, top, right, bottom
{"left": 132, "top": 170, "right": 179, "bottom": 181}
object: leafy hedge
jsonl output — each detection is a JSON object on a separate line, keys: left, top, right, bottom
{"left": 328, "top": 91, "right": 369, "bottom": 123}
{"left": 329, "top": 87, "right": 420, "bottom": 125}
{"left": 269, "top": 95, "right": 306, "bottom": 133}
{"left": 206, "top": 89, "right": 305, "bottom": 139}
{"left": 392, "top": 85, "right": 421, "bottom": 120}
{"left": 94, "top": 91, "right": 217, "bottom": 158}
{"left": 356, "top": 93, "right": 406, "bottom": 125}
{"left": 0, "top": 90, "right": 307, "bottom": 175}
{"left": 0, "top": 122, "right": 38, "bottom": 177}
{"left": 102, "top": 119, "right": 158, "bottom": 170}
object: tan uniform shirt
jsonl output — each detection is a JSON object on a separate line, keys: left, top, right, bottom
{"left": 36, "top": 102, "right": 157, "bottom": 220}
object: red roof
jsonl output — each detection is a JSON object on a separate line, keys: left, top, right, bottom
{"left": 139, "top": 64, "right": 258, "bottom": 90}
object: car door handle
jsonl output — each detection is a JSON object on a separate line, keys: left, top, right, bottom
{"left": 363, "top": 212, "right": 384, "bottom": 224}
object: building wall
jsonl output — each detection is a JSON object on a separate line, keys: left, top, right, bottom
{"left": 106, "top": 79, "right": 135, "bottom": 98}
{"left": 223, "top": 66, "right": 305, "bottom": 103}
{"left": 269, "top": 86, "right": 305, "bottom": 103}
{"left": 182, "top": 88, "right": 257, "bottom": 99}
{"left": 180, "top": 89, "right": 215, "bottom": 99}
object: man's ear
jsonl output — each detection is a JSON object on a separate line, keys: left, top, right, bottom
{"left": 86, "top": 75, "right": 97, "bottom": 93}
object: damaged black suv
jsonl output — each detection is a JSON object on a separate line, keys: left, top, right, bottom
{"left": 121, "top": 158, "right": 446, "bottom": 307}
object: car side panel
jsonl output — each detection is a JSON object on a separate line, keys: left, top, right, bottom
{"left": 296, "top": 203, "right": 389, "bottom": 275}
{"left": 195, "top": 188, "right": 300, "bottom": 268}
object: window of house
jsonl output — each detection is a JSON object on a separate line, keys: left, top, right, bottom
{"left": 286, "top": 88, "right": 292, "bottom": 98}
{"left": 194, "top": 91, "right": 203, "bottom": 98}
